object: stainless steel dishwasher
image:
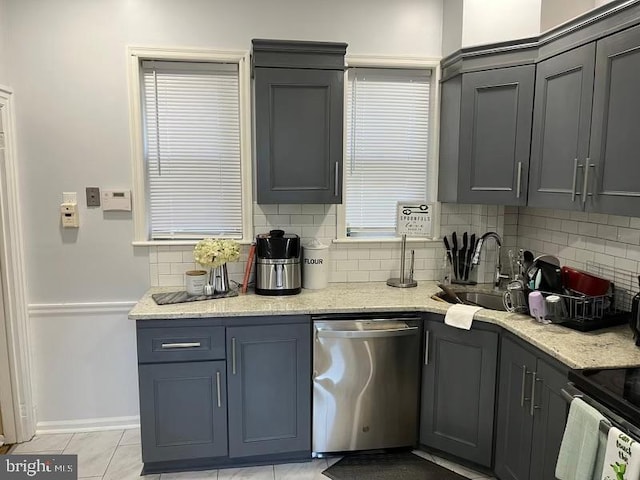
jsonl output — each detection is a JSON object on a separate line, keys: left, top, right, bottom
{"left": 312, "top": 316, "right": 421, "bottom": 454}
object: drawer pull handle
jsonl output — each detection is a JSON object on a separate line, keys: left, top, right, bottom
{"left": 216, "top": 371, "right": 222, "bottom": 408}
{"left": 232, "top": 337, "right": 237, "bottom": 375}
{"left": 161, "top": 342, "right": 201, "bottom": 349}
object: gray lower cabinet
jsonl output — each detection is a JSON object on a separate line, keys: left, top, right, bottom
{"left": 139, "top": 361, "right": 228, "bottom": 463}
{"left": 226, "top": 323, "right": 311, "bottom": 458}
{"left": 588, "top": 23, "right": 640, "bottom": 216}
{"left": 494, "top": 335, "right": 568, "bottom": 480}
{"left": 420, "top": 318, "right": 498, "bottom": 467}
{"left": 439, "top": 65, "right": 535, "bottom": 206}
{"left": 527, "top": 43, "right": 595, "bottom": 210}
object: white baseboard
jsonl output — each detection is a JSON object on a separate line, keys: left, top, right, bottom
{"left": 36, "top": 415, "right": 140, "bottom": 434}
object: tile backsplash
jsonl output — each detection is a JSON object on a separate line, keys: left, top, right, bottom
{"left": 148, "top": 203, "right": 506, "bottom": 287}
{"left": 148, "top": 202, "right": 640, "bottom": 289}
{"left": 511, "top": 206, "right": 640, "bottom": 277}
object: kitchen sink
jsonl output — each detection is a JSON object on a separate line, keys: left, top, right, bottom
{"left": 434, "top": 290, "right": 507, "bottom": 312}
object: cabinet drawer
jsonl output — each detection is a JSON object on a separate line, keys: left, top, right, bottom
{"left": 137, "top": 326, "right": 225, "bottom": 363}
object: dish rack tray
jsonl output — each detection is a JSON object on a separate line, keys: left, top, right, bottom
{"left": 541, "top": 261, "right": 636, "bottom": 331}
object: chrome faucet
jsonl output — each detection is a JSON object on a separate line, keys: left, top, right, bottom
{"left": 471, "top": 232, "right": 510, "bottom": 287}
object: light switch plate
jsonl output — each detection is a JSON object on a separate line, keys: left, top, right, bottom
{"left": 86, "top": 187, "right": 100, "bottom": 207}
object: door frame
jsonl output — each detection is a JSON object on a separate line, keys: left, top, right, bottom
{"left": 0, "top": 85, "right": 36, "bottom": 444}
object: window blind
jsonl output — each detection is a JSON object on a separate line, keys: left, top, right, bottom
{"left": 141, "top": 60, "right": 242, "bottom": 239}
{"left": 345, "top": 68, "right": 430, "bottom": 237}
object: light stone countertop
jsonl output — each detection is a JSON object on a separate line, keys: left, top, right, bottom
{"left": 129, "top": 282, "right": 640, "bottom": 370}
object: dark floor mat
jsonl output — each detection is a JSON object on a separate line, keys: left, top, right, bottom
{"left": 322, "top": 452, "right": 469, "bottom": 480}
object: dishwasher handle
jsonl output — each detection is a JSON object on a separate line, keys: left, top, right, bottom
{"left": 315, "top": 326, "right": 419, "bottom": 339}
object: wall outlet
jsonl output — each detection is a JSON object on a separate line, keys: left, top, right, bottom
{"left": 86, "top": 187, "right": 100, "bottom": 207}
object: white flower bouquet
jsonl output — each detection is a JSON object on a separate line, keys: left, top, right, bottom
{"left": 193, "top": 238, "right": 241, "bottom": 269}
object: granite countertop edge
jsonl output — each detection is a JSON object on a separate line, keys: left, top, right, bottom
{"left": 129, "top": 282, "right": 640, "bottom": 371}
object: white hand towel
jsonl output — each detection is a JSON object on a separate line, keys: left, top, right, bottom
{"left": 444, "top": 304, "right": 482, "bottom": 330}
{"left": 600, "top": 426, "right": 640, "bottom": 480}
{"left": 556, "top": 398, "right": 606, "bottom": 480}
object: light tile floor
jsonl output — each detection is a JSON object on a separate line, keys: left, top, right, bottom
{"left": 10, "top": 430, "right": 497, "bottom": 480}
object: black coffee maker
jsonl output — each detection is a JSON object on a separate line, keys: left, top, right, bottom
{"left": 631, "top": 276, "right": 640, "bottom": 346}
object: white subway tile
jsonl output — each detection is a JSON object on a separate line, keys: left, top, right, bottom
{"left": 459, "top": 205, "right": 473, "bottom": 214}
{"left": 324, "top": 205, "right": 336, "bottom": 214}
{"left": 278, "top": 204, "right": 302, "bottom": 214}
{"left": 158, "top": 274, "right": 183, "bottom": 287}
{"left": 588, "top": 213, "right": 609, "bottom": 224}
{"left": 570, "top": 211, "right": 589, "bottom": 221}
{"left": 370, "top": 249, "right": 392, "bottom": 260}
{"left": 321, "top": 215, "right": 337, "bottom": 227}
{"left": 330, "top": 271, "right": 347, "bottom": 282}
{"left": 551, "top": 231, "right": 569, "bottom": 245}
{"left": 182, "top": 250, "right": 195, "bottom": 263}
{"left": 171, "top": 263, "right": 195, "bottom": 275}
{"left": 256, "top": 204, "right": 278, "bottom": 214}
{"left": 302, "top": 226, "right": 324, "bottom": 238}
{"left": 149, "top": 248, "right": 158, "bottom": 264}
{"left": 441, "top": 204, "right": 459, "bottom": 214}
{"left": 558, "top": 246, "right": 577, "bottom": 260}
{"left": 380, "top": 259, "right": 397, "bottom": 270}
{"left": 543, "top": 242, "right": 560, "bottom": 256}
{"left": 554, "top": 210, "right": 572, "bottom": 220}
{"left": 561, "top": 220, "right": 579, "bottom": 234}
{"left": 301, "top": 205, "right": 326, "bottom": 214}
{"left": 578, "top": 222, "right": 598, "bottom": 237}
{"left": 593, "top": 252, "right": 615, "bottom": 267}
{"left": 348, "top": 250, "right": 370, "bottom": 260}
{"left": 585, "top": 237, "right": 606, "bottom": 254}
{"left": 630, "top": 217, "right": 640, "bottom": 229}
{"left": 358, "top": 259, "right": 381, "bottom": 270}
{"left": 614, "top": 257, "right": 637, "bottom": 273}
{"left": 369, "top": 271, "right": 390, "bottom": 281}
{"left": 324, "top": 226, "right": 337, "bottom": 239}
{"left": 332, "top": 249, "right": 348, "bottom": 260}
{"left": 627, "top": 245, "right": 640, "bottom": 262}
{"left": 158, "top": 250, "right": 183, "bottom": 263}
{"left": 608, "top": 215, "right": 630, "bottom": 227}
{"left": 149, "top": 264, "right": 159, "bottom": 287}
{"left": 618, "top": 227, "right": 640, "bottom": 245}
{"left": 546, "top": 218, "right": 562, "bottom": 231}
{"left": 337, "top": 260, "right": 359, "bottom": 271}
{"left": 289, "top": 215, "right": 314, "bottom": 225}
{"left": 575, "top": 249, "right": 596, "bottom": 263}
{"left": 604, "top": 240, "right": 627, "bottom": 258}
{"left": 597, "top": 224, "right": 618, "bottom": 241}
{"left": 253, "top": 213, "right": 268, "bottom": 226}
{"left": 158, "top": 263, "right": 171, "bottom": 275}
{"left": 347, "top": 271, "right": 370, "bottom": 282}
{"left": 265, "top": 214, "right": 291, "bottom": 226}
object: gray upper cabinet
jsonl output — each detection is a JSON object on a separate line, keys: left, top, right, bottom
{"left": 253, "top": 40, "right": 347, "bottom": 204}
{"left": 439, "top": 65, "right": 535, "bottom": 205}
{"left": 494, "top": 335, "right": 568, "bottom": 480}
{"left": 226, "top": 323, "right": 311, "bottom": 458}
{"left": 587, "top": 24, "right": 640, "bottom": 216}
{"left": 528, "top": 44, "right": 595, "bottom": 210}
{"left": 420, "top": 318, "right": 498, "bottom": 467}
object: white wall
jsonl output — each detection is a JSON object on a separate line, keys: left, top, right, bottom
{"left": 0, "top": 0, "right": 7, "bottom": 85}
{"left": 442, "top": 0, "right": 464, "bottom": 56}
{"left": 4, "top": 0, "right": 444, "bottom": 429}
{"left": 540, "top": 0, "right": 596, "bottom": 32}
{"left": 461, "top": 0, "right": 542, "bottom": 47}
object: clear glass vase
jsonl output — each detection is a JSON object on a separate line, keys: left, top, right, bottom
{"left": 209, "top": 264, "right": 230, "bottom": 294}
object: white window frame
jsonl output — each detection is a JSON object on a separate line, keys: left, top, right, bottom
{"left": 336, "top": 55, "right": 442, "bottom": 244}
{"left": 127, "top": 47, "right": 253, "bottom": 245}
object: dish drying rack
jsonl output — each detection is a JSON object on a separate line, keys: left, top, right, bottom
{"left": 542, "top": 261, "right": 637, "bottom": 332}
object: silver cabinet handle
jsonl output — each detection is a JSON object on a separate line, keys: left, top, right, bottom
{"left": 424, "top": 330, "right": 430, "bottom": 365}
{"left": 232, "top": 337, "right": 237, "bottom": 375}
{"left": 334, "top": 162, "right": 339, "bottom": 196}
{"left": 530, "top": 372, "right": 541, "bottom": 416}
{"left": 316, "top": 326, "right": 419, "bottom": 339}
{"left": 571, "top": 159, "right": 584, "bottom": 202}
{"left": 520, "top": 365, "right": 530, "bottom": 408}
{"left": 582, "top": 158, "right": 593, "bottom": 204}
{"left": 161, "top": 342, "right": 201, "bottom": 349}
{"left": 216, "top": 371, "right": 222, "bottom": 408}
{"left": 516, "top": 162, "right": 523, "bottom": 199}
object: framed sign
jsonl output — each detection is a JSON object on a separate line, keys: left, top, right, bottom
{"left": 396, "top": 202, "right": 432, "bottom": 237}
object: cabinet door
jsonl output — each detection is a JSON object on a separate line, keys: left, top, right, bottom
{"left": 529, "top": 359, "right": 569, "bottom": 480}
{"left": 528, "top": 44, "right": 595, "bottom": 210}
{"left": 494, "top": 337, "right": 537, "bottom": 480}
{"left": 139, "top": 361, "right": 227, "bottom": 463}
{"left": 226, "top": 323, "right": 311, "bottom": 458}
{"left": 458, "top": 65, "right": 534, "bottom": 205}
{"left": 588, "top": 24, "right": 640, "bottom": 215}
{"left": 420, "top": 321, "right": 498, "bottom": 467}
{"left": 255, "top": 67, "right": 343, "bottom": 204}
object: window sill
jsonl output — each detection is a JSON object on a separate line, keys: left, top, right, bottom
{"left": 332, "top": 237, "right": 441, "bottom": 245}
{"left": 132, "top": 239, "right": 254, "bottom": 247}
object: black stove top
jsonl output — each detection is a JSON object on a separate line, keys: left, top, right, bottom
{"left": 569, "top": 367, "right": 640, "bottom": 425}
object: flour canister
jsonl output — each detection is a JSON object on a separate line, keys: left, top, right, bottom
{"left": 302, "top": 239, "right": 330, "bottom": 289}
